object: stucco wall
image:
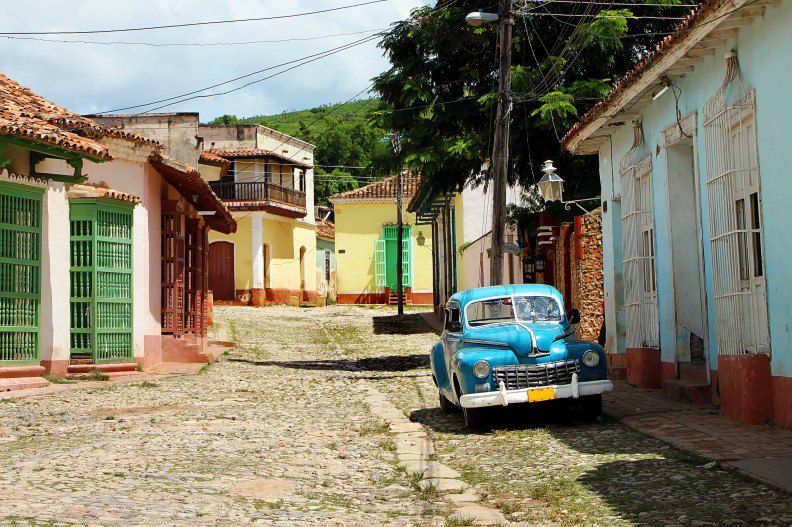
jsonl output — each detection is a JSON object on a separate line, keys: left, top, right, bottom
{"left": 595, "top": 1, "right": 792, "bottom": 377}
{"left": 91, "top": 114, "right": 200, "bottom": 167}
{"left": 334, "top": 202, "right": 433, "bottom": 296}
{"left": 208, "top": 213, "right": 318, "bottom": 294}
{"left": 459, "top": 226, "right": 521, "bottom": 290}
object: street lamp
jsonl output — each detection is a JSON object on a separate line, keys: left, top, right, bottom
{"left": 465, "top": 9, "right": 499, "bottom": 27}
{"left": 536, "top": 160, "right": 601, "bottom": 213}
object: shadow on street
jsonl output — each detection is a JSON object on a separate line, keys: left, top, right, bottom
{"left": 228, "top": 353, "right": 429, "bottom": 372}
{"left": 372, "top": 313, "right": 435, "bottom": 335}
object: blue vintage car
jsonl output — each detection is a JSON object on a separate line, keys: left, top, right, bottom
{"left": 430, "top": 284, "right": 613, "bottom": 428}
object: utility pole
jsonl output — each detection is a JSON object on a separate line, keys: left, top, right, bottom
{"left": 391, "top": 133, "right": 405, "bottom": 316}
{"left": 489, "top": 0, "right": 513, "bottom": 286}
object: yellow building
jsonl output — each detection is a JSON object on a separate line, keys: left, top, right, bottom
{"left": 330, "top": 174, "right": 433, "bottom": 305}
{"left": 197, "top": 125, "right": 318, "bottom": 305}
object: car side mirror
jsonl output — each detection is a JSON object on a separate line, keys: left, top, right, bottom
{"left": 568, "top": 308, "right": 581, "bottom": 325}
{"left": 447, "top": 321, "right": 463, "bottom": 333}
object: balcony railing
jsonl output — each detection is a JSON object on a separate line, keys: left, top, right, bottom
{"left": 208, "top": 181, "right": 306, "bottom": 209}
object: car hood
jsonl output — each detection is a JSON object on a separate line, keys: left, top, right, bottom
{"left": 464, "top": 322, "right": 568, "bottom": 356}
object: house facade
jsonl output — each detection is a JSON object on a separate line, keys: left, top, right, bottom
{"left": 330, "top": 173, "right": 433, "bottom": 305}
{"left": 0, "top": 75, "right": 234, "bottom": 389}
{"left": 563, "top": 0, "right": 791, "bottom": 427}
{"left": 196, "top": 124, "right": 318, "bottom": 305}
{"left": 315, "top": 219, "right": 336, "bottom": 301}
{"left": 408, "top": 179, "right": 524, "bottom": 311}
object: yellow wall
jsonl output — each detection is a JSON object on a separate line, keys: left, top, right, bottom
{"left": 208, "top": 214, "right": 317, "bottom": 292}
{"left": 334, "top": 201, "right": 433, "bottom": 295}
{"left": 198, "top": 163, "right": 223, "bottom": 182}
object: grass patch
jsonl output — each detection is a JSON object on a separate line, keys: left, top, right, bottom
{"left": 445, "top": 517, "right": 475, "bottom": 527}
{"left": 359, "top": 421, "right": 390, "bottom": 436}
{"left": 89, "top": 369, "right": 109, "bottom": 381}
{"left": 253, "top": 498, "right": 284, "bottom": 510}
{"left": 44, "top": 376, "right": 76, "bottom": 384}
{"left": 135, "top": 381, "right": 158, "bottom": 388}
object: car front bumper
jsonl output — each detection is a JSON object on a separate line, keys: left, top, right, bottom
{"left": 459, "top": 374, "right": 613, "bottom": 409}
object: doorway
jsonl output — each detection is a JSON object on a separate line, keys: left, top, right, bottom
{"left": 666, "top": 133, "right": 708, "bottom": 367}
{"left": 208, "top": 241, "right": 235, "bottom": 300}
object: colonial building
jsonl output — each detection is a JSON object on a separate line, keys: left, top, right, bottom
{"left": 408, "top": 179, "right": 524, "bottom": 312}
{"left": 315, "top": 218, "right": 336, "bottom": 302}
{"left": 563, "top": 0, "right": 791, "bottom": 427}
{"left": 0, "top": 74, "right": 235, "bottom": 390}
{"left": 330, "top": 173, "right": 433, "bottom": 305}
{"left": 196, "top": 124, "right": 318, "bottom": 305}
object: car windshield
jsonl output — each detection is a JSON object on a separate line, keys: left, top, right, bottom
{"left": 466, "top": 295, "right": 562, "bottom": 327}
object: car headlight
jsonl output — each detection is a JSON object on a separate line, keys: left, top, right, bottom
{"left": 582, "top": 350, "right": 600, "bottom": 368}
{"left": 472, "top": 360, "right": 491, "bottom": 378}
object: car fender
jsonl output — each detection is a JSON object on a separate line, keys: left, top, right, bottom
{"left": 452, "top": 347, "right": 519, "bottom": 395}
{"left": 430, "top": 342, "right": 451, "bottom": 392}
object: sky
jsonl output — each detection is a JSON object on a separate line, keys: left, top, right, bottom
{"left": 0, "top": 0, "right": 428, "bottom": 120}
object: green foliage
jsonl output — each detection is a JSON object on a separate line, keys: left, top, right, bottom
{"left": 372, "top": 0, "right": 686, "bottom": 221}
{"left": 314, "top": 169, "right": 359, "bottom": 207}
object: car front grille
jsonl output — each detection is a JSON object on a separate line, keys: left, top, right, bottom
{"left": 492, "top": 360, "right": 580, "bottom": 390}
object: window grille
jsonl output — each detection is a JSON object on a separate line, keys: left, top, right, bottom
{"left": 620, "top": 123, "right": 659, "bottom": 348}
{"left": 69, "top": 199, "right": 133, "bottom": 363}
{"left": 704, "top": 67, "right": 769, "bottom": 355}
{"left": 0, "top": 182, "right": 42, "bottom": 364}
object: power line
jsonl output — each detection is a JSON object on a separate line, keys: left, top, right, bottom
{"left": 524, "top": 12, "right": 687, "bottom": 20}
{"left": 97, "top": 35, "right": 378, "bottom": 114}
{"left": 534, "top": 1, "right": 696, "bottom": 7}
{"left": 0, "top": 28, "right": 386, "bottom": 47}
{"left": 0, "top": 0, "right": 388, "bottom": 35}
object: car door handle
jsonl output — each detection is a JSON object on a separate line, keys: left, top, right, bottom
{"left": 444, "top": 335, "right": 461, "bottom": 343}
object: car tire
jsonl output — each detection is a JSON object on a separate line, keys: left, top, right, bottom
{"left": 439, "top": 391, "right": 457, "bottom": 413}
{"left": 581, "top": 394, "right": 603, "bottom": 420}
{"left": 462, "top": 405, "right": 487, "bottom": 430}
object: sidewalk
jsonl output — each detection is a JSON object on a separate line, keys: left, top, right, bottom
{"left": 418, "top": 310, "right": 792, "bottom": 493}
{"left": 605, "top": 382, "right": 792, "bottom": 493}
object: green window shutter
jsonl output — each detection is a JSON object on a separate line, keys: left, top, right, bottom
{"left": 70, "top": 199, "right": 134, "bottom": 364}
{"left": 0, "top": 182, "right": 43, "bottom": 365}
{"left": 402, "top": 226, "right": 412, "bottom": 287}
{"left": 374, "top": 239, "right": 386, "bottom": 287}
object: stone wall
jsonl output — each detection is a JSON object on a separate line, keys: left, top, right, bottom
{"left": 575, "top": 211, "right": 604, "bottom": 342}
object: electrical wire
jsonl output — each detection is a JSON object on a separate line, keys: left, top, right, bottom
{"left": 0, "top": 1, "right": 388, "bottom": 35}
{"left": 0, "top": 28, "right": 386, "bottom": 47}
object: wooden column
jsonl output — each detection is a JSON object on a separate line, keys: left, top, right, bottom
{"left": 161, "top": 200, "right": 186, "bottom": 336}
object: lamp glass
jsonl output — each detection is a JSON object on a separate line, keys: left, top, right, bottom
{"left": 538, "top": 173, "right": 564, "bottom": 202}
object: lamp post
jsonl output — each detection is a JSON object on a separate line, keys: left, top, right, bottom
{"left": 537, "top": 160, "right": 601, "bottom": 213}
{"left": 467, "top": 0, "right": 513, "bottom": 286}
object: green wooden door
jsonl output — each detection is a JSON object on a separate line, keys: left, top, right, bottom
{"left": 380, "top": 226, "right": 412, "bottom": 291}
{"left": 0, "top": 182, "right": 43, "bottom": 365}
{"left": 70, "top": 199, "right": 133, "bottom": 363}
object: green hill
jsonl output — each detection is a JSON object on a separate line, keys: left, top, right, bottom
{"left": 206, "top": 99, "right": 379, "bottom": 139}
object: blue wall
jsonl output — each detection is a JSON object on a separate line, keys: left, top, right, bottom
{"left": 596, "top": 1, "right": 792, "bottom": 377}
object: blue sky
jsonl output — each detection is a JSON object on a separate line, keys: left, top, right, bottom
{"left": 0, "top": 0, "right": 427, "bottom": 120}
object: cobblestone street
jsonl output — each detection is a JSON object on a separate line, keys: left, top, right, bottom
{"left": 1, "top": 305, "right": 790, "bottom": 526}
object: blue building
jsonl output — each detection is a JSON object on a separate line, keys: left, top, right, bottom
{"left": 563, "top": 0, "right": 790, "bottom": 428}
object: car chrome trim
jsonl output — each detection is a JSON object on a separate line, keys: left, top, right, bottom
{"left": 463, "top": 338, "right": 510, "bottom": 347}
{"left": 459, "top": 379, "right": 613, "bottom": 409}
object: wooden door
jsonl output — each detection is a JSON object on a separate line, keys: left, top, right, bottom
{"left": 208, "top": 241, "right": 235, "bottom": 300}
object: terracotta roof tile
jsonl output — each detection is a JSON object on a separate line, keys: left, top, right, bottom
{"left": 562, "top": 0, "right": 722, "bottom": 150}
{"left": 329, "top": 172, "right": 420, "bottom": 202}
{"left": 0, "top": 73, "right": 159, "bottom": 161}
{"left": 316, "top": 220, "right": 335, "bottom": 239}
{"left": 208, "top": 147, "right": 311, "bottom": 168}
{"left": 150, "top": 153, "right": 236, "bottom": 234}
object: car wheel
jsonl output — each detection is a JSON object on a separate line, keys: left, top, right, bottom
{"left": 581, "top": 394, "right": 603, "bottom": 420}
{"left": 439, "top": 391, "right": 457, "bottom": 413}
{"left": 462, "top": 405, "right": 487, "bottom": 430}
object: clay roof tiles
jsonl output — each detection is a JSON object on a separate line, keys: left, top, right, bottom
{"left": 0, "top": 73, "right": 159, "bottom": 160}
{"left": 316, "top": 220, "right": 335, "bottom": 240}
{"left": 208, "top": 147, "right": 311, "bottom": 168}
{"left": 329, "top": 172, "right": 420, "bottom": 202}
{"left": 562, "top": 0, "right": 723, "bottom": 150}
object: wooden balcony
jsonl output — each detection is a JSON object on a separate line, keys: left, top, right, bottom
{"left": 208, "top": 181, "right": 307, "bottom": 218}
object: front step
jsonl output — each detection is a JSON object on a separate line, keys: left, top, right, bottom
{"left": 679, "top": 360, "right": 709, "bottom": 384}
{"left": 0, "top": 365, "right": 46, "bottom": 379}
{"left": 387, "top": 294, "right": 412, "bottom": 306}
{"left": 67, "top": 363, "right": 138, "bottom": 374}
{"left": 662, "top": 378, "right": 711, "bottom": 406}
{"left": 0, "top": 376, "right": 50, "bottom": 392}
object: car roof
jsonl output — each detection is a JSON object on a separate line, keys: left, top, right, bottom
{"left": 449, "top": 283, "right": 564, "bottom": 307}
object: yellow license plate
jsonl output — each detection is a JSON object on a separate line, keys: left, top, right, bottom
{"left": 527, "top": 386, "right": 556, "bottom": 403}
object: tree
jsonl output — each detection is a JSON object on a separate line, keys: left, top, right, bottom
{"left": 314, "top": 169, "right": 359, "bottom": 206}
{"left": 372, "top": 1, "right": 685, "bottom": 211}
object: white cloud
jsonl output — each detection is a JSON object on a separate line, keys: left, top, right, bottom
{"left": 1, "top": 0, "right": 428, "bottom": 120}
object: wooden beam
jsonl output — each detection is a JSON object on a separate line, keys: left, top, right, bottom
{"left": 699, "top": 37, "right": 727, "bottom": 49}
{"left": 686, "top": 48, "right": 717, "bottom": 58}
{"left": 667, "top": 65, "right": 695, "bottom": 75}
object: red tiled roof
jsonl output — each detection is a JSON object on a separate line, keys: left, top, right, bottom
{"left": 208, "top": 147, "right": 311, "bottom": 168}
{"left": 0, "top": 73, "right": 159, "bottom": 161}
{"left": 199, "top": 150, "right": 230, "bottom": 178}
{"left": 329, "top": 172, "right": 420, "bottom": 202}
{"left": 149, "top": 153, "right": 236, "bottom": 234}
{"left": 562, "top": 0, "right": 723, "bottom": 150}
{"left": 316, "top": 220, "right": 335, "bottom": 240}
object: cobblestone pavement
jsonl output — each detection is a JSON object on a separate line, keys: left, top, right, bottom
{"left": 1, "top": 305, "right": 790, "bottom": 527}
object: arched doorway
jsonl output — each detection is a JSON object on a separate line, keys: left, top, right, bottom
{"left": 208, "top": 241, "right": 235, "bottom": 300}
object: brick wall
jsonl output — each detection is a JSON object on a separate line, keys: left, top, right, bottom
{"left": 575, "top": 211, "right": 604, "bottom": 342}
